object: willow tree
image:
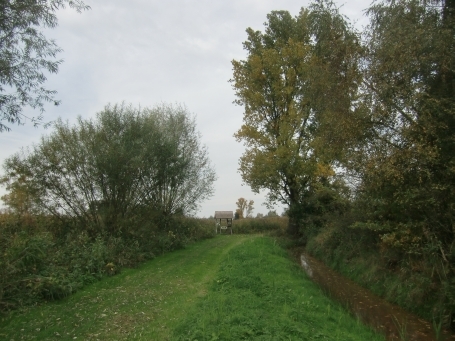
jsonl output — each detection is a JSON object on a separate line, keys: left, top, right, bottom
{"left": 2, "top": 103, "right": 216, "bottom": 235}
{"left": 0, "top": 0, "right": 90, "bottom": 132}
{"left": 232, "top": 2, "right": 362, "bottom": 235}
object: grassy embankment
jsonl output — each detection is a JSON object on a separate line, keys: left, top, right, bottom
{"left": 0, "top": 234, "right": 384, "bottom": 340}
{"left": 305, "top": 226, "right": 451, "bottom": 330}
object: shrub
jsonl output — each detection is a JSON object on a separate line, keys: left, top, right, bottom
{"left": 231, "top": 217, "right": 288, "bottom": 234}
{"left": 0, "top": 213, "right": 217, "bottom": 313}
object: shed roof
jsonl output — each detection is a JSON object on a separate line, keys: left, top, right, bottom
{"left": 214, "top": 211, "right": 233, "bottom": 219}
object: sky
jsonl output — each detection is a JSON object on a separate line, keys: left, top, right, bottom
{"left": 0, "top": 0, "right": 368, "bottom": 218}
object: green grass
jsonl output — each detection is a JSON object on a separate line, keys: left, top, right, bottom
{"left": 0, "top": 235, "right": 384, "bottom": 340}
{"left": 173, "top": 236, "right": 384, "bottom": 340}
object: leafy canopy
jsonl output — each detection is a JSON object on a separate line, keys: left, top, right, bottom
{"left": 232, "top": 2, "right": 362, "bottom": 233}
{"left": 2, "top": 103, "right": 216, "bottom": 235}
{"left": 0, "top": 0, "right": 89, "bottom": 132}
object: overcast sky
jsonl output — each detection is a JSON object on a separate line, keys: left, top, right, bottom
{"left": 0, "top": 0, "right": 368, "bottom": 218}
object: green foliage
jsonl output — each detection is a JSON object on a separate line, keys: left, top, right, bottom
{"left": 0, "top": 235, "right": 242, "bottom": 340}
{"left": 306, "top": 220, "right": 455, "bottom": 330}
{"left": 0, "top": 0, "right": 90, "bottom": 131}
{"left": 0, "top": 212, "right": 215, "bottom": 312}
{"left": 234, "top": 0, "right": 455, "bottom": 329}
{"left": 332, "top": 0, "right": 455, "bottom": 327}
{"left": 349, "top": 0, "right": 455, "bottom": 261}
{"left": 0, "top": 215, "right": 116, "bottom": 309}
{"left": 0, "top": 102, "right": 217, "bottom": 312}
{"left": 294, "top": 177, "right": 351, "bottom": 244}
{"left": 0, "top": 220, "right": 53, "bottom": 308}
{"left": 0, "top": 173, "right": 41, "bottom": 215}
{"left": 2, "top": 103, "right": 216, "bottom": 235}
{"left": 232, "top": 2, "right": 362, "bottom": 235}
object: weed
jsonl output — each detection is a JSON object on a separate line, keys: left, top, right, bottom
{"left": 433, "top": 314, "right": 443, "bottom": 341}
{"left": 392, "top": 315, "right": 408, "bottom": 341}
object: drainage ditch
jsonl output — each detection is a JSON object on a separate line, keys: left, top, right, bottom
{"left": 300, "top": 252, "right": 455, "bottom": 341}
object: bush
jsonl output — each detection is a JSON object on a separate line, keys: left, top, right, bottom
{"left": 0, "top": 213, "right": 216, "bottom": 313}
{"left": 231, "top": 217, "right": 288, "bottom": 234}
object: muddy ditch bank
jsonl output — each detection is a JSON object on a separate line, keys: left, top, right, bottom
{"left": 294, "top": 249, "right": 454, "bottom": 341}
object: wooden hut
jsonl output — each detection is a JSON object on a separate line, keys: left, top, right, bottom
{"left": 214, "top": 211, "right": 233, "bottom": 234}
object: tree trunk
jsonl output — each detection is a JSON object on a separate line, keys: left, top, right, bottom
{"left": 287, "top": 214, "right": 300, "bottom": 236}
{"left": 287, "top": 189, "right": 301, "bottom": 237}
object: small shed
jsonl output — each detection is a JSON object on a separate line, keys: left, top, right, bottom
{"left": 214, "top": 211, "right": 233, "bottom": 234}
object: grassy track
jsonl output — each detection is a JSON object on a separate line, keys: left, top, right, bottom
{"left": 172, "top": 236, "right": 384, "bottom": 341}
{"left": 0, "top": 235, "right": 384, "bottom": 340}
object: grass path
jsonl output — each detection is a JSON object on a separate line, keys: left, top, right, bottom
{"left": 1, "top": 235, "right": 384, "bottom": 340}
{"left": 0, "top": 235, "right": 250, "bottom": 340}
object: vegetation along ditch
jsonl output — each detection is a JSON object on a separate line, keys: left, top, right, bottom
{"left": 299, "top": 251, "right": 455, "bottom": 341}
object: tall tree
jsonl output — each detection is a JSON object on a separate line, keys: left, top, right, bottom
{"left": 235, "top": 197, "right": 254, "bottom": 218}
{"left": 351, "top": 0, "right": 455, "bottom": 264}
{"left": 145, "top": 104, "right": 217, "bottom": 218}
{"left": 232, "top": 2, "right": 362, "bottom": 235}
{"left": 0, "top": 0, "right": 89, "bottom": 132}
{"left": 235, "top": 197, "right": 247, "bottom": 219}
{"left": 2, "top": 103, "right": 216, "bottom": 235}
{"left": 0, "top": 173, "right": 40, "bottom": 216}
{"left": 246, "top": 199, "right": 254, "bottom": 218}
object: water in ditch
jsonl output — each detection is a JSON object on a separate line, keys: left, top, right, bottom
{"left": 300, "top": 252, "right": 455, "bottom": 341}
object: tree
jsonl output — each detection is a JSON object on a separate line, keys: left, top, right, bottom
{"left": 246, "top": 199, "right": 254, "bottom": 218}
{"left": 235, "top": 197, "right": 254, "bottom": 218}
{"left": 266, "top": 210, "right": 278, "bottom": 218}
{"left": 144, "top": 104, "right": 217, "bottom": 218}
{"left": 1, "top": 103, "right": 216, "bottom": 235}
{"left": 350, "top": 0, "right": 455, "bottom": 267}
{"left": 232, "top": 2, "right": 362, "bottom": 235}
{"left": 0, "top": 173, "right": 40, "bottom": 216}
{"left": 235, "top": 198, "right": 247, "bottom": 218}
{"left": 0, "top": 0, "right": 90, "bottom": 132}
